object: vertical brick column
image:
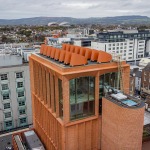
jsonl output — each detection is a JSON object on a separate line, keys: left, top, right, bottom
{"left": 63, "top": 76, "right": 70, "bottom": 124}
{"left": 122, "top": 66, "right": 130, "bottom": 94}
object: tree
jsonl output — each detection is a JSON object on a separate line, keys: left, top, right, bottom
{"left": 1, "top": 35, "right": 7, "bottom": 43}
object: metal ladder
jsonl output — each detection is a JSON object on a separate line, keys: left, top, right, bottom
{"left": 117, "top": 55, "right": 124, "bottom": 92}
{"left": 111, "top": 53, "right": 124, "bottom": 92}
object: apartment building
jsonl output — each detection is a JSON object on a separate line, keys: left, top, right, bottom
{"left": 91, "top": 29, "right": 150, "bottom": 62}
{"left": 27, "top": 44, "right": 144, "bottom": 150}
{"left": 45, "top": 37, "right": 71, "bottom": 46}
{"left": 91, "top": 39, "right": 145, "bottom": 61}
{"left": 0, "top": 54, "right": 32, "bottom": 131}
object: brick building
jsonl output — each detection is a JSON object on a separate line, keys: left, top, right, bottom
{"left": 141, "top": 62, "right": 150, "bottom": 96}
{"left": 27, "top": 44, "right": 144, "bottom": 150}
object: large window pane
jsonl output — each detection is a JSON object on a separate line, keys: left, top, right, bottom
{"left": 70, "top": 79, "right": 76, "bottom": 104}
{"left": 69, "top": 76, "right": 95, "bottom": 120}
{"left": 76, "top": 77, "right": 88, "bottom": 103}
{"left": 89, "top": 77, "right": 95, "bottom": 101}
{"left": 58, "top": 79, "right": 63, "bottom": 119}
{"left": 99, "top": 72, "right": 119, "bottom": 114}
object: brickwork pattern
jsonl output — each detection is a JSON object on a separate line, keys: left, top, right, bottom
{"left": 102, "top": 97, "right": 144, "bottom": 150}
{"left": 29, "top": 49, "right": 131, "bottom": 150}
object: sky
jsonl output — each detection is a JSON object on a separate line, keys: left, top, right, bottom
{"left": 0, "top": 0, "right": 150, "bottom": 19}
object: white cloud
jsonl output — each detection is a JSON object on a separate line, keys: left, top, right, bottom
{"left": 0, "top": 0, "right": 150, "bottom": 19}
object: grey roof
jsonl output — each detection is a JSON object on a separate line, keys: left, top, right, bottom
{"left": 135, "top": 71, "right": 142, "bottom": 78}
{"left": 130, "top": 67, "right": 142, "bottom": 78}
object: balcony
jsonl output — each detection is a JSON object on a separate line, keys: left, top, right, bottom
{"left": 16, "top": 87, "right": 25, "bottom": 93}
{"left": 17, "top": 96, "right": 26, "bottom": 102}
{"left": 16, "top": 78, "right": 24, "bottom": 82}
{"left": 1, "top": 89, "right": 10, "bottom": 95}
{"left": 0, "top": 80, "right": 9, "bottom": 84}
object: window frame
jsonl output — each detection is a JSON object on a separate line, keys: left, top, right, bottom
{"left": 69, "top": 76, "right": 95, "bottom": 121}
{"left": 0, "top": 74, "right": 8, "bottom": 81}
{"left": 4, "top": 103, "right": 11, "bottom": 110}
{"left": 16, "top": 72, "right": 23, "bottom": 79}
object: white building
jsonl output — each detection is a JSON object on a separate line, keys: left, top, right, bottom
{"left": 91, "top": 39, "right": 145, "bottom": 62}
{"left": 130, "top": 65, "right": 143, "bottom": 93}
{"left": 0, "top": 54, "right": 32, "bottom": 131}
{"left": 139, "top": 58, "right": 150, "bottom": 67}
{"left": 45, "top": 37, "right": 71, "bottom": 46}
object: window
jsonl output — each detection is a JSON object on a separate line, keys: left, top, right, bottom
{"left": 20, "top": 117, "right": 27, "bottom": 125}
{"left": 18, "top": 91, "right": 24, "bottom": 97}
{"left": 17, "top": 82, "right": 23, "bottom": 88}
{"left": 5, "top": 112, "right": 11, "bottom": 118}
{"left": 16, "top": 72, "right": 23, "bottom": 79}
{"left": 1, "top": 84, "right": 8, "bottom": 90}
{"left": 0, "top": 74, "right": 8, "bottom": 80}
{"left": 128, "top": 57, "right": 132, "bottom": 59}
{"left": 99, "top": 72, "right": 119, "bottom": 114}
{"left": 19, "top": 101, "right": 25, "bottom": 106}
{"left": 3, "top": 93, "right": 9, "bottom": 100}
{"left": 19, "top": 109, "right": 26, "bottom": 115}
{"left": 5, "top": 120, "right": 12, "bottom": 127}
{"left": 4, "top": 103, "right": 11, "bottom": 109}
{"left": 69, "top": 76, "right": 95, "bottom": 120}
{"left": 59, "top": 79, "right": 63, "bottom": 118}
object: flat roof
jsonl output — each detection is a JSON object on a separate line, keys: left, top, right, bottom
{"left": 31, "top": 53, "right": 129, "bottom": 76}
{"left": 105, "top": 94, "right": 144, "bottom": 109}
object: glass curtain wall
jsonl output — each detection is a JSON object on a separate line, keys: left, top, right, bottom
{"left": 99, "top": 72, "right": 119, "bottom": 114}
{"left": 69, "top": 76, "right": 95, "bottom": 120}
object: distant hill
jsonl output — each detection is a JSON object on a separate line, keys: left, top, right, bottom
{"left": 0, "top": 15, "right": 150, "bottom": 25}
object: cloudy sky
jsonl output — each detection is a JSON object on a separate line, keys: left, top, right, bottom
{"left": 0, "top": 0, "right": 150, "bottom": 19}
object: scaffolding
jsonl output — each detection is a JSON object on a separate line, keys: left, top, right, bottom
{"left": 111, "top": 53, "right": 124, "bottom": 93}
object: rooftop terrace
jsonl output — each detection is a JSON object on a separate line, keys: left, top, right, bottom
{"left": 105, "top": 92, "right": 144, "bottom": 108}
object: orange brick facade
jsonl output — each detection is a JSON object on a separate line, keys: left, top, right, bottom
{"left": 102, "top": 97, "right": 145, "bottom": 150}
{"left": 29, "top": 44, "right": 144, "bottom": 150}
